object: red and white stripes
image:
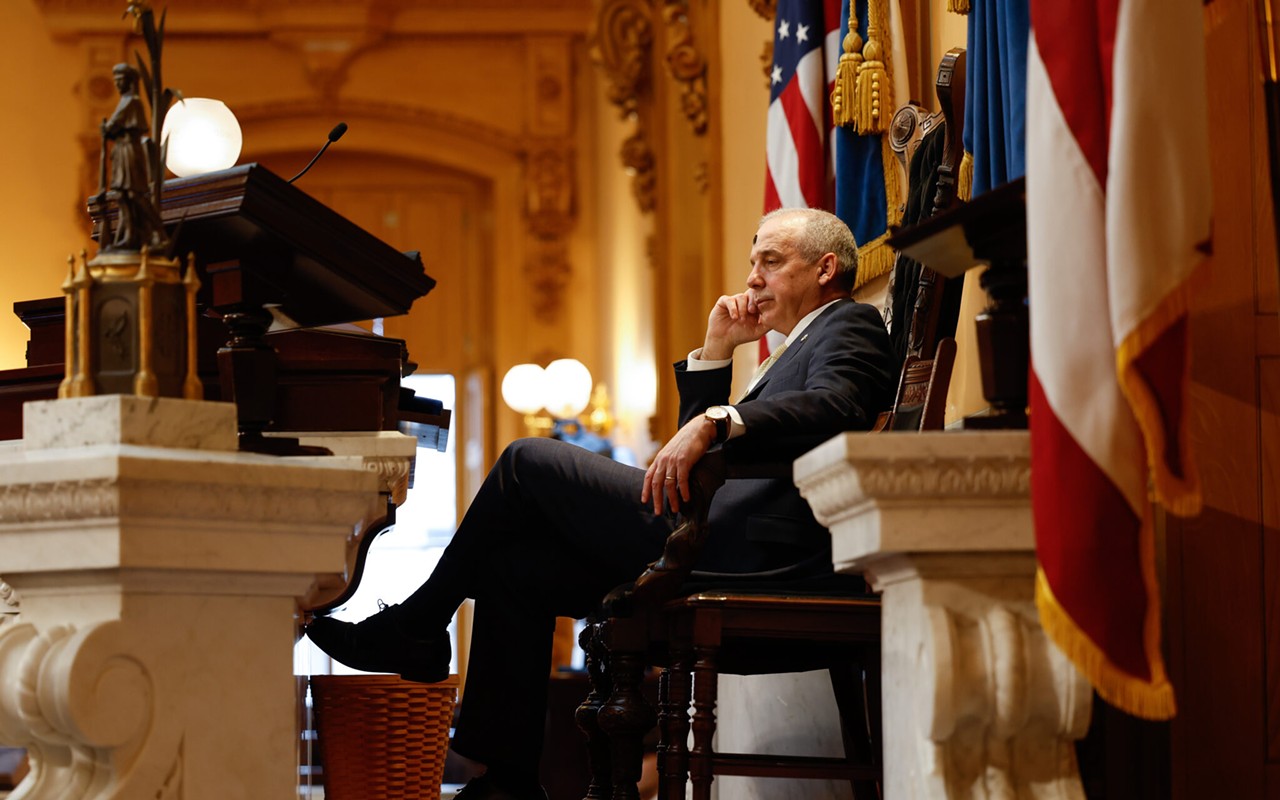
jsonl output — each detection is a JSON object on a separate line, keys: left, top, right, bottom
{"left": 1027, "top": 0, "right": 1211, "bottom": 719}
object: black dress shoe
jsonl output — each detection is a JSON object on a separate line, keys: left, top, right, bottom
{"left": 453, "top": 775, "right": 548, "bottom": 800}
{"left": 305, "top": 603, "right": 450, "bottom": 683}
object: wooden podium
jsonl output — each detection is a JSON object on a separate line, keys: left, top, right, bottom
{"left": 2, "top": 163, "right": 446, "bottom": 446}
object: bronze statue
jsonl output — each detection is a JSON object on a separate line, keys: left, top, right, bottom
{"left": 101, "top": 63, "right": 157, "bottom": 251}
{"left": 96, "top": 2, "right": 176, "bottom": 255}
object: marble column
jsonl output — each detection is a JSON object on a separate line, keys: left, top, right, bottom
{"left": 794, "top": 431, "right": 1090, "bottom": 800}
{"left": 0, "top": 396, "right": 382, "bottom": 800}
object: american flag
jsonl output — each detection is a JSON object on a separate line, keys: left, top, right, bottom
{"left": 1027, "top": 0, "right": 1211, "bottom": 720}
{"left": 762, "top": 0, "right": 841, "bottom": 359}
{"left": 764, "top": 0, "right": 841, "bottom": 212}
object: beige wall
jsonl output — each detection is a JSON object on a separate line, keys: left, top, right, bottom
{"left": 0, "top": 0, "right": 88, "bottom": 370}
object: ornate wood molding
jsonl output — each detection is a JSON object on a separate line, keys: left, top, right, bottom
{"left": 511, "top": 36, "right": 579, "bottom": 325}
{"left": 233, "top": 97, "right": 526, "bottom": 154}
{"left": 525, "top": 239, "right": 574, "bottom": 324}
{"left": 523, "top": 140, "right": 576, "bottom": 324}
{"left": 661, "top": 1, "right": 708, "bottom": 136}
{"left": 746, "top": 0, "right": 776, "bottom": 21}
{"left": 268, "top": 29, "right": 386, "bottom": 99}
{"left": 591, "top": 0, "right": 657, "bottom": 214}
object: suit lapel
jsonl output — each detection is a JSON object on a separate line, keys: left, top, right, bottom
{"left": 741, "top": 332, "right": 808, "bottom": 401}
{"left": 739, "top": 299, "right": 846, "bottom": 401}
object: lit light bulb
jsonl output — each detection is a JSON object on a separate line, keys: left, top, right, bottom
{"left": 501, "top": 363, "right": 548, "bottom": 415}
{"left": 543, "top": 359, "right": 593, "bottom": 419}
{"left": 162, "top": 98, "right": 242, "bottom": 177}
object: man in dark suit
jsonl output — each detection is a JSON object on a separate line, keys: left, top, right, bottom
{"left": 306, "top": 207, "right": 897, "bottom": 800}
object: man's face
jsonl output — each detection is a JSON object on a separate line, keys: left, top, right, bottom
{"left": 746, "top": 215, "right": 826, "bottom": 335}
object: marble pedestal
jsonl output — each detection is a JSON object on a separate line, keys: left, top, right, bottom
{"left": 0, "top": 396, "right": 382, "bottom": 800}
{"left": 794, "top": 431, "right": 1090, "bottom": 800}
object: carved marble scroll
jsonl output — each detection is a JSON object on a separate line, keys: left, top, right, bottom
{"left": 0, "top": 621, "right": 163, "bottom": 799}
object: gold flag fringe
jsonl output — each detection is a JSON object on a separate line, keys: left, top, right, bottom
{"left": 1114, "top": 262, "right": 1207, "bottom": 518}
{"left": 851, "top": 123, "right": 906, "bottom": 293}
{"left": 957, "top": 151, "right": 974, "bottom": 202}
{"left": 947, "top": 0, "right": 971, "bottom": 14}
{"left": 854, "top": 232, "right": 897, "bottom": 292}
{"left": 881, "top": 134, "right": 904, "bottom": 227}
{"left": 1036, "top": 567, "right": 1177, "bottom": 720}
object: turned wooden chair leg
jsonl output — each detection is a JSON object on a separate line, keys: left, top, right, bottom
{"left": 689, "top": 643, "right": 719, "bottom": 800}
{"left": 831, "top": 659, "right": 879, "bottom": 800}
{"left": 865, "top": 644, "right": 883, "bottom": 781}
{"left": 598, "top": 620, "right": 655, "bottom": 800}
{"left": 660, "top": 647, "right": 692, "bottom": 800}
{"left": 575, "top": 624, "right": 613, "bottom": 800}
{"left": 656, "top": 668, "right": 669, "bottom": 790}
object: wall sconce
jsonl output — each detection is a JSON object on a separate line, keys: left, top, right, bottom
{"left": 501, "top": 359, "right": 613, "bottom": 445}
{"left": 501, "top": 362, "right": 554, "bottom": 437}
{"left": 161, "top": 98, "right": 243, "bottom": 177}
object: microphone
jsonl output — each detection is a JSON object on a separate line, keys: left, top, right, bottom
{"left": 287, "top": 122, "right": 348, "bottom": 184}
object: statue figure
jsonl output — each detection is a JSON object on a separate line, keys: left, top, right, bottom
{"left": 101, "top": 63, "right": 159, "bottom": 251}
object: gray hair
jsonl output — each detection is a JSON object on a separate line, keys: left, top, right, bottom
{"left": 759, "top": 207, "right": 859, "bottom": 292}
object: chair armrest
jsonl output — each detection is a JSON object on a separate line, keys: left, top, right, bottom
{"left": 603, "top": 434, "right": 834, "bottom": 617}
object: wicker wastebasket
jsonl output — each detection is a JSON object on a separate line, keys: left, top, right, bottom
{"left": 310, "top": 674, "right": 458, "bottom": 800}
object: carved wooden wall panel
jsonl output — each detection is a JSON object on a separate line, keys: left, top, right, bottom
{"left": 1163, "top": 2, "right": 1280, "bottom": 796}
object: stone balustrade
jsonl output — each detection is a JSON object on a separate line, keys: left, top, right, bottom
{"left": 794, "top": 430, "right": 1090, "bottom": 800}
{"left": 0, "top": 396, "right": 396, "bottom": 800}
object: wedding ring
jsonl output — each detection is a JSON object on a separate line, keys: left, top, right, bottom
{"left": 664, "top": 477, "right": 676, "bottom": 482}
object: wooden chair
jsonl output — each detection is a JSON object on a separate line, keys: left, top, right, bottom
{"left": 577, "top": 338, "right": 957, "bottom": 800}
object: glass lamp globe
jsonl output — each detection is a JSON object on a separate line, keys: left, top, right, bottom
{"left": 162, "top": 98, "right": 243, "bottom": 177}
{"left": 543, "top": 359, "right": 593, "bottom": 419}
{"left": 501, "top": 363, "right": 548, "bottom": 415}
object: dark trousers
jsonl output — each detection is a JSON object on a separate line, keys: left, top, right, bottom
{"left": 436, "top": 438, "right": 673, "bottom": 771}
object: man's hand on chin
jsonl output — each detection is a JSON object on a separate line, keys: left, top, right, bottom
{"left": 701, "top": 292, "right": 769, "bottom": 360}
{"left": 641, "top": 416, "right": 718, "bottom": 516}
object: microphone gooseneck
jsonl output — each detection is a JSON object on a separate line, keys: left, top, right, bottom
{"left": 288, "top": 122, "right": 348, "bottom": 184}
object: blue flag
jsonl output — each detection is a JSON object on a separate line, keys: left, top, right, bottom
{"left": 960, "top": 0, "right": 1029, "bottom": 198}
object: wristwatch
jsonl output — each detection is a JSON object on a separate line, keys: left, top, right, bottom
{"left": 704, "top": 405, "right": 731, "bottom": 443}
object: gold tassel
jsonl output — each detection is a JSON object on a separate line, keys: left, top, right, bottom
{"left": 957, "top": 150, "right": 974, "bottom": 202}
{"left": 948, "top": 0, "right": 971, "bottom": 14}
{"left": 854, "top": 0, "right": 893, "bottom": 134}
{"left": 831, "top": 18, "right": 863, "bottom": 126}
